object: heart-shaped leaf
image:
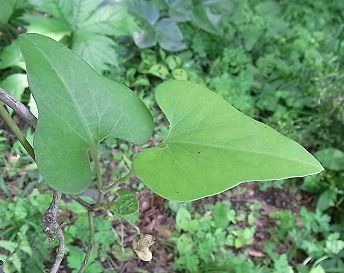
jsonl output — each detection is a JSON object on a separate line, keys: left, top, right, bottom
{"left": 133, "top": 80, "right": 323, "bottom": 201}
{"left": 19, "top": 33, "right": 153, "bottom": 193}
{"left": 110, "top": 189, "right": 139, "bottom": 216}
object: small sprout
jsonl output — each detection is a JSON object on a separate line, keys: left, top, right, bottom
{"left": 132, "top": 234, "right": 155, "bottom": 262}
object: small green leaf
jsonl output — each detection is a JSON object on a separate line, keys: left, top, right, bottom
{"left": 172, "top": 68, "right": 188, "bottom": 80}
{"left": 149, "top": 64, "right": 169, "bottom": 79}
{"left": 133, "top": 80, "right": 323, "bottom": 201}
{"left": 177, "top": 234, "right": 194, "bottom": 255}
{"left": 21, "top": 14, "right": 70, "bottom": 41}
{"left": 326, "top": 233, "right": 344, "bottom": 254}
{"left": 127, "top": 0, "right": 160, "bottom": 25}
{"left": 212, "top": 202, "right": 230, "bottom": 228}
{"left": 19, "top": 33, "right": 153, "bottom": 193}
{"left": 133, "top": 24, "right": 157, "bottom": 49}
{"left": 315, "top": 148, "right": 344, "bottom": 171}
{"left": 0, "top": 240, "right": 17, "bottom": 252}
{"left": 176, "top": 207, "right": 192, "bottom": 231}
{"left": 110, "top": 189, "right": 139, "bottom": 216}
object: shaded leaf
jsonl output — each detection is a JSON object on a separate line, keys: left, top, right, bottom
{"left": 192, "top": 3, "right": 221, "bottom": 35}
{"left": 155, "top": 18, "right": 186, "bottom": 51}
{"left": 21, "top": 13, "right": 70, "bottom": 41}
{"left": 0, "top": 40, "right": 25, "bottom": 70}
{"left": 176, "top": 207, "right": 191, "bottom": 231}
{"left": 134, "top": 80, "right": 323, "bottom": 201}
{"left": 0, "top": 73, "right": 28, "bottom": 100}
{"left": 148, "top": 64, "right": 169, "bottom": 79}
{"left": 80, "top": 4, "right": 137, "bottom": 36}
{"left": 127, "top": 0, "right": 160, "bottom": 25}
{"left": 19, "top": 33, "right": 153, "bottom": 193}
{"left": 133, "top": 24, "right": 157, "bottom": 49}
{"left": 315, "top": 148, "right": 344, "bottom": 171}
{"left": 165, "top": 0, "right": 192, "bottom": 22}
{"left": 72, "top": 31, "right": 119, "bottom": 72}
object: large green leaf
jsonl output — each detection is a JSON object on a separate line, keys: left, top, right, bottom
{"left": 19, "top": 33, "right": 153, "bottom": 193}
{"left": 133, "top": 80, "right": 323, "bottom": 201}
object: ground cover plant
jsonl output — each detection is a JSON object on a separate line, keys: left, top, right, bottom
{"left": 0, "top": 0, "right": 343, "bottom": 273}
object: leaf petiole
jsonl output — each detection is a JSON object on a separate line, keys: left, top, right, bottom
{"left": 90, "top": 146, "right": 103, "bottom": 205}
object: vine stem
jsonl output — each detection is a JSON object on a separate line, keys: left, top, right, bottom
{"left": 42, "top": 191, "right": 65, "bottom": 273}
{"left": 0, "top": 102, "right": 35, "bottom": 160}
{"left": 0, "top": 87, "right": 37, "bottom": 128}
{"left": 69, "top": 195, "right": 94, "bottom": 211}
{"left": 78, "top": 211, "right": 95, "bottom": 273}
{"left": 90, "top": 146, "right": 104, "bottom": 205}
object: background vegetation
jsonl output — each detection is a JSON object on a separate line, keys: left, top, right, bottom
{"left": 0, "top": 0, "right": 343, "bottom": 272}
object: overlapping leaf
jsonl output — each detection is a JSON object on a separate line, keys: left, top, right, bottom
{"left": 22, "top": 0, "right": 137, "bottom": 72}
{"left": 134, "top": 80, "right": 323, "bottom": 201}
{"left": 19, "top": 34, "right": 153, "bottom": 193}
{"left": 128, "top": 0, "right": 185, "bottom": 51}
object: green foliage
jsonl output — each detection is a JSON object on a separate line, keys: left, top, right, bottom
{"left": 315, "top": 148, "right": 344, "bottom": 171}
{"left": 172, "top": 202, "right": 282, "bottom": 273}
{"left": 1, "top": 0, "right": 344, "bottom": 272}
{"left": 134, "top": 80, "right": 322, "bottom": 201}
{"left": 267, "top": 206, "right": 344, "bottom": 272}
{"left": 22, "top": 0, "right": 136, "bottom": 72}
{"left": 19, "top": 33, "right": 153, "bottom": 193}
{"left": 64, "top": 213, "right": 120, "bottom": 273}
{"left": 0, "top": 189, "right": 53, "bottom": 273}
{"left": 128, "top": 0, "right": 185, "bottom": 51}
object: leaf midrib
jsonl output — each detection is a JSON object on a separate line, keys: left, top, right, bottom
{"left": 166, "top": 140, "right": 320, "bottom": 168}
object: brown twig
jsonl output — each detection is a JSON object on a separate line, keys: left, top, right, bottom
{"left": 43, "top": 191, "right": 66, "bottom": 273}
{"left": 0, "top": 87, "right": 37, "bottom": 128}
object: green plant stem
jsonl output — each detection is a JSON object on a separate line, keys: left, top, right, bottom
{"left": 78, "top": 211, "right": 95, "bottom": 273}
{"left": 0, "top": 103, "right": 35, "bottom": 160}
{"left": 69, "top": 195, "right": 94, "bottom": 211}
{"left": 90, "top": 147, "right": 103, "bottom": 205}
